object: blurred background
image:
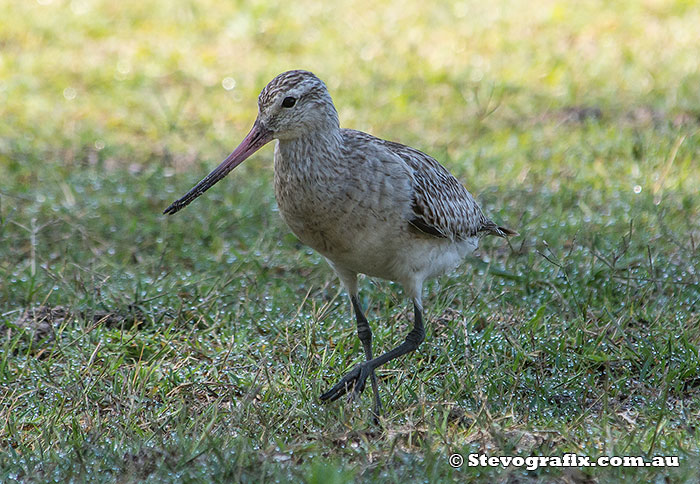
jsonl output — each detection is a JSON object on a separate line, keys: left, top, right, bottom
{"left": 3, "top": 0, "right": 699, "bottom": 171}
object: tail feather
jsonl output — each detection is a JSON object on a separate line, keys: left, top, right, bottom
{"left": 480, "top": 221, "right": 518, "bottom": 238}
{"left": 494, "top": 225, "right": 518, "bottom": 238}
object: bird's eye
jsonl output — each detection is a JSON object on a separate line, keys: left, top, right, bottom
{"left": 282, "top": 96, "right": 297, "bottom": 108}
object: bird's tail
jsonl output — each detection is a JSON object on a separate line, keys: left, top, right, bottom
{"left": 480, "top": 221, "right": 519, "bottom": 238}
{"left": 494, "top": 225, "right": 518, "bottom": 238}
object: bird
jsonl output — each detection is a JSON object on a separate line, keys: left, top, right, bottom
{"left": 164, "top": 70, "right": 516, "bottom": 418}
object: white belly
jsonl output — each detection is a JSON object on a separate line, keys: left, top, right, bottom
{"left": 283, "top": 204, "right": 478, "bottom": 285}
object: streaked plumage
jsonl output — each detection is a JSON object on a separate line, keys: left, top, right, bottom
{"left": 164, "top": 70, "right": 516, "bottom": 418}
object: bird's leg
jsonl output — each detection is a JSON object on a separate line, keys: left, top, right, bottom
{"left": 350, "top": 296, "right": 382, "bottom": 417}
{"left": 320, "top": 299, "right": 425, "bottom": 404}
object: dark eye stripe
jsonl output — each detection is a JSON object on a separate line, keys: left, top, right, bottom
{"left": 282, "top": 96, "right": 296, "bottom": 108}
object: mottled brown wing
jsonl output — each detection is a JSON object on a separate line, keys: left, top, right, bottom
{"left": 380, "top": 139, "right": 490, "bottom": 241}
{"left": 342, "top": 130, "right": 516, "bottom": 240}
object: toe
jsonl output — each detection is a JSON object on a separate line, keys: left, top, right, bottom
{"left": 320, "top": 366, "right": 361, "bottom": 402}
{"left": 351, "top": 363, "right": 371, "bottom": 396}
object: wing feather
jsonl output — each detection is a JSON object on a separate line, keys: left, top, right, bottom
{"left": 380, "top": 138, "right": 506, "bottom": 240}
{"left": 342, "top": 130, "right": 516, "bottom": 240}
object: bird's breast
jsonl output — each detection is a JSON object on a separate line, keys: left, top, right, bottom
{"left": 272, "top": 141, "right": 415, "bottom": 273}
{"left": 273, "top": 169, "right": 365, "bottom": 254}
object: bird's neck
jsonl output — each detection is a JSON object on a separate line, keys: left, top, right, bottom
{"left": 275, "top": 128, "right": 344, "bottom": 175}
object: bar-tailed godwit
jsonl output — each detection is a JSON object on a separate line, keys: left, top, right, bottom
{"left": 164, "top": 70, "right": 516, "bottom": 417}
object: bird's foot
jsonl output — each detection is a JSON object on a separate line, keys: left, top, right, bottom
{"left": 371, "top": 395, "right": 383, "bottom": 423}
{"left": 370, "top": 404, "right": 383, "bottom": 427}
{"left": 320, "top": 362, "right": 372, "bottom": 402}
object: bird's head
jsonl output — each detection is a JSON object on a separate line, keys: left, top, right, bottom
{"left": 163, "top": 70, "right": 337, "bottom": 215}
{"left": 257, "top": 70, "right": 339, "bottom": 140}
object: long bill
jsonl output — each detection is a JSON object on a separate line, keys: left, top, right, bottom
{"left": 163, "top": 120, "right": 272, "bottom": 215}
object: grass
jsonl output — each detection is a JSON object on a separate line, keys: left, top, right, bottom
{"left": 2, "top": 0, "right": 700, "bottom": 481}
